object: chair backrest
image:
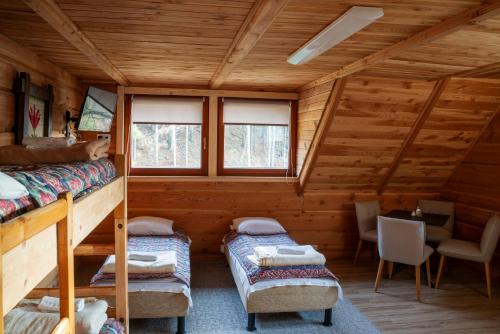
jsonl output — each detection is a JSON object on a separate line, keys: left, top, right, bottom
{"left": 480, "top": 215, "right": 500, "bottom": 262}
{"left": 355, "top": 200, "right": 380, "bottom": 236}
{"left": 377, "top": 216, "right": 426, "bottom": 266}
{"left": 418, "top": 199, "right": 455, "bottom": 231}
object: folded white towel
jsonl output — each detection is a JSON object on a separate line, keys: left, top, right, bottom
{"left": 276, "top": 245, "right": 308, "bottom": 255}
{"left": 128, "top": 251, "right": 158, "bottom": 262}
{"left": 38, "top": 296, "right": 85, "bottom": 313}
{"left": 101, "top": 251, "right": 177, "bottom": 274}
{"left": 251, "top": 245, "right": 326, "bottom": 267}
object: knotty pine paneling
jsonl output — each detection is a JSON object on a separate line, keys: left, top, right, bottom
{"left": 0, "top": 33, "right": 83, "bottom": 146}
{"left": 386, "top": 78, "right": 500, "bottom": 191}
{"left": 117, "top": 179, "right": 437, "bottom": 259}
{"left": 442, "top": 112, "right": 500, "bottom": 247}
{"left": 298, "top": 75, "right": 434, "bottom": 191}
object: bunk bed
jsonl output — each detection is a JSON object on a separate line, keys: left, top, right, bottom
{"left": 1, "top": 154, "right": 128, "bottom": 334}
{"left": 1, "top": 192, "right": 74, "bottom": 334}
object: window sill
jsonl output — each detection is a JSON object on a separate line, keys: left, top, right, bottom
{"left": 127, "top": 175, "right": 299, "bottom": 183}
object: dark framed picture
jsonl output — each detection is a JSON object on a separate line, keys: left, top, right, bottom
{"left": 13, "top": 72, "right": 53, "bottom": 144}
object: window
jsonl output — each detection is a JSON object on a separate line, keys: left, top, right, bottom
{"left": 218, "top": 98, "right": 297, "bottom": 176}
{"left": 130, "top": 96, "right": 208, "bottom": 175}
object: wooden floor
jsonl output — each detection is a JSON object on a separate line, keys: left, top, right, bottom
{"left": 334, "top": 257, "right": 500, "bottom": 333}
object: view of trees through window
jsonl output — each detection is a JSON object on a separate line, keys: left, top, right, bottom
{"left": 131, "top": 123, "right": 202, "bottom": 168}
{"left": 224, "top": 124, "right": 289, "bottom": 169}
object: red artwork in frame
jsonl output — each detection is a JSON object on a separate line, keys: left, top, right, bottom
{"left": 14, "top": 72, "right": 53, "bottom": 144}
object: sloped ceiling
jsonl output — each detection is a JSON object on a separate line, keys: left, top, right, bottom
{"left": 298, "top": 76, "right": 500, "bottom": 193}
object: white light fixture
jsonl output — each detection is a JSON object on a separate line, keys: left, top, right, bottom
{"left": 287, "top": 6, "right": 384, "bottom": 65}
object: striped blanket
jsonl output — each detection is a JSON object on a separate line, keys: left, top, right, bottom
{"left": 91, "top": 230, "right": 191, "bottom": 286}
{"left": 224, "top": 231, "right": 337, "bottom": 285}
{"left": 0, "top": 158, "right": 116, "bottom": 223}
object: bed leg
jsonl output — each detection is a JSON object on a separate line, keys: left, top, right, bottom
{"left": 323, "top": 308, "right": 333, "bottom": 327}
{"left": 246, "top": 313, "right": 256, "bottom": 332}
{"left": 176, "top": 316, "right": 186, "bottom": 334}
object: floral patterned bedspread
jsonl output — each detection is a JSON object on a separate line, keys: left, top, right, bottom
{"left": 223, "top": 231, "right": 338, "bottom": 285}
{"left": 0, "top": 158, "right": 116, "bottom": 223}
{"left": 91, "top": 230, "right": 191, "bottom": 286}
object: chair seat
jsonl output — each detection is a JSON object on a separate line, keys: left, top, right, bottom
{"left": 361, "top": 229, "right": 378, "bottom": 242}
{"left": 423, "top": 245, "right": 434, "bottom": 262}
{"left": 437, "top": 239, "right": 483, "bottom": 262}
{"left": 426, "top": 225, "right": 452, "bottom": 242}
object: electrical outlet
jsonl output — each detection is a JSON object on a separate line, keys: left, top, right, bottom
{"left": 97, "top": 133, "right": 111, "bottom": 141}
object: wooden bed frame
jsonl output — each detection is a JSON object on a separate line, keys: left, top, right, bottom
{"left": 1, "top": 154, "right": 128, "bottom": 334}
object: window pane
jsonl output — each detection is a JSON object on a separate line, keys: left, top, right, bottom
{"left": 224, "top": 124, "right": 289, "bottom": 169}
{"left": 131, "top": 123, "right": 202, "bottom": 168}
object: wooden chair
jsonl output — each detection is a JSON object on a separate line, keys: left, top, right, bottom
{"left": 375, "top": 216, "right": 434, "bottom": 301}
{"left": 435, "top": 215, "right": 500, "bottom": 298}
{"left": 354, "top": 200, "right": 380, "bottom": 264}
{"left": 418, "top": 199, "right": 455, "bottom": 242}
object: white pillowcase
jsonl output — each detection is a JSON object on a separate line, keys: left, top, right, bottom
{"left": 128, "top": 216, "right": 174, "bottom": 236}
{"left": 0, "top": 172, "right": 29, "bottom": 200}
{"left": 233, "top": 217, "right": 286, "bottom": 235}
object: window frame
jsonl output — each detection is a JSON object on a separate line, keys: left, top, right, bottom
{"left": 217, "top": 98, "right": 297, "bottom": 177}
{"left": 128, "top": 94, "right": 209, "bottom": 176}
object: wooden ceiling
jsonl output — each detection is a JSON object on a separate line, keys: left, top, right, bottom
{"left": 298, "top": 76, "right": 500, "bottom": 193}
{"left": 0, "top": 0, "right": 499, "bottom": 90}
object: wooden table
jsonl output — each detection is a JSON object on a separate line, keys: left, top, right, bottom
{"left": 384, "top": 210, "right": 450, "bottom": 227}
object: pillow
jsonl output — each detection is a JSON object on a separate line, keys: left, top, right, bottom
{"left": 0, "top": 172, "right": 29, "bottom": 200}
{"left": 233, "top": 217, "right": 286, "bottom": 235}
{"left": 128, "top": 216, "right": 174, "bottom": 236}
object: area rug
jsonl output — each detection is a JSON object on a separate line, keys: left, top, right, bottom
{"left": 130, "top": 261, "right": 380, "bottom": 333}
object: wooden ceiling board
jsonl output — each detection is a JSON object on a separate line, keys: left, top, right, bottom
{"left": 0, "top": 1, "right": 108, "bottom": 81}
{"left": 303, "top": 76, "right": 435, "bottom": 192}
{"left": 222, "top": 0, "right": 485, "bottom": 90}
{"left": 385, "top": 78, "right": 500, "bottom": 192}
{"left": 54, "top": 0, "right": 256, "bottom": 86}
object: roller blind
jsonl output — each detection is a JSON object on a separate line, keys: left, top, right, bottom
{"left": 223, "top": 99, "right": 290, "bottom": 125}
{"left": 132, "top": 96, "right": 204, "bottom": 124}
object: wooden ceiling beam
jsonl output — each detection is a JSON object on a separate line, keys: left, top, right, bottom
{"left": 300, "top": 1, "right": 500, "bottom": 91}
{"left": 377, "top": 78, "right": 450, "bottom": 195}
{"left": 23, "top": 0, "right": 129, "bottom": 86}
{"left": 452, "top": 61, "right": 500, "bottom": 78}
{"left": 209, "top": 0, "right": 289, "bottom": 89}
{"left": 297, "top": 77, "right": 347, "bottom": 195}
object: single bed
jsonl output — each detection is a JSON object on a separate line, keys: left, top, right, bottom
{"left": 90, "top": 230, "right": 192, "bottom": 334}
{"left": 223, "top": 230, "right": 342, "bottom": 331}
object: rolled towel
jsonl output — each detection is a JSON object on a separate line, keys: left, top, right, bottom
{"left": 101, "top": 251, "right": 177, "bottom": 274}
{"left": 38, "top": 296, "right": 85, "bottom": 313}
{"left": 128, "top": 251, "right": 157, "bottom": 262}
{"left": 276, "top": 245, "right": 307, "bottom": 255}
{"left": 251, "top": 245, "right": 326, "bottom": 267}
{"left": 23, "top": 136, "right": 76, "bottom": 149}
{"left": 0, "top": 140, "right": 110, "bottom": 165}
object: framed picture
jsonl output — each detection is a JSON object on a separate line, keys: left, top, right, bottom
{"left": 13, "top": 72, "right": 53, "bottom": 144}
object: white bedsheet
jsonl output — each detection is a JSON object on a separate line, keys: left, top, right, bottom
{"left": 226, "top": 246, "right": 343, "bottom": 300}
{"left": 92, "top": 278, "right": 192, "bottom": 307}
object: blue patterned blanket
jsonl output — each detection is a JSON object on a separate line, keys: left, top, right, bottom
{"left": 91, "top": 230, "right": 191, "bottom": 286}
{"left": 224, "top": 231, "right": 337, "bottom": 285}
{"left": 0, "top": 158, "right": 116, "bottom": 223}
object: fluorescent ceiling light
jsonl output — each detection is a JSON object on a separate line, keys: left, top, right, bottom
{"left": 287, "top": 6, "right": 384, "bottom": 65}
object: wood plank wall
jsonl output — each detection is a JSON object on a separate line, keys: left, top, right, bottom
{"left": 0, "top": 33, "right": 83, "bottom": 146}
{"left": 441, "top": 112, "right": 500, "bottom": 245}
{"left": 125, "top": 179, "right": 438, "bottom": 259}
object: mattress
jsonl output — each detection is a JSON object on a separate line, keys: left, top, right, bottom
{"left": 93, "top": 278, "right": 191, "bottom": 318}
{"left": 0, "top": 158, "right": 116, "bottom": 223}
